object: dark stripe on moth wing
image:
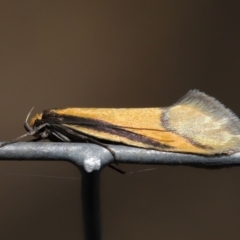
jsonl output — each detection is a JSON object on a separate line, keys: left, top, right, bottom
{"left": 35, "top": 110, "right": 172, "bottom": 149}
{"left": 161, "top": 108, "right": 213, "bottom": 150}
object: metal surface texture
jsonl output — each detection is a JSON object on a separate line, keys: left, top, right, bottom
{"left": 1, "top": 142, "right": 240, "bottom": 240}
{"left": 0, "top": 142, "right": 240, "bottom": 170}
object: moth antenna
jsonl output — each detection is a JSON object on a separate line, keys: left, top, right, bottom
{"left": 0, "top": 107, "right": 37, "bottom": 148}
{"left": 0, "top": 132, "right": 32, "bottom": 148}
{"left": 24, "top": 107, "right": 34, "bottom": 132}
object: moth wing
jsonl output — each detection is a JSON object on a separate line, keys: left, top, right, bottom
{"left": 164, "top": 90, "right": 240, "bottom": 154}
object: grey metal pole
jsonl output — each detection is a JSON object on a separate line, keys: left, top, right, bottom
{"left": 0, "top": 142, "right": 240, "bottom": 168}
{"left": 81, "top": 170, "right": 102, "bottom": 240}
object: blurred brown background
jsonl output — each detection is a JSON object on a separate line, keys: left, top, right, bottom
{"left": 0, "top": 0, "right": 240, "bottom": 239}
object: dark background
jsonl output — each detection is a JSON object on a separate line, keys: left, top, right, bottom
{"left": 0, "top": 1, "right": 240, "bottom": 239}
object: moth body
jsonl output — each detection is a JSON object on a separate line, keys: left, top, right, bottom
{"left": 25, "top": 90, "right": 240, "bottom": 155}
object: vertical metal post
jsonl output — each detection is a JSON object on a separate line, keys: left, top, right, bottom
{"left": 81, "top": 170, "right": 102, "bottom": 240}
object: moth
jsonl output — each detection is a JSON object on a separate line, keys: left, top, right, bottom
{"left": 2, "top": 90, "right": 240, "bottom": 157}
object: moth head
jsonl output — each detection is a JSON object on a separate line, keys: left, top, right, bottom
{"left": 29, "top": 113, "right": 43, "bottom": 127}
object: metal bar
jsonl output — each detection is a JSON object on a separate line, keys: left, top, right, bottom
{"left": 0, "top": 142, "right": 240, "bottom": 169}
{"left": 80, "top": 170, "right": 101, "bottom": 240}
{"left": 0, "top": 142, "right": 240, "bottom": 240}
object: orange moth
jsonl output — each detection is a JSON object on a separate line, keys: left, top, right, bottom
{"left": 2, "top": 90, "right": 240, "bottom": 156}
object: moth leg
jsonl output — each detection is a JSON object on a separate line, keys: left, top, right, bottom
{"left": 27, "top": 137, "right": 42, "bottom": 142}
{"left": 51, "top": 124, "right": 119, "bottom": 166}
{"left": 51, "top": 130, "right": 71, "bottom": 142}
{"left": 65, "top": 131, "right": 124, "bottom": 171}
{"left": 52, "top": 129, "right": 123, "bottom": 172}
{"left": 108, "top": 164, "right": 125, "bottom": 174}
{"left": 72, "top": 133, "right": 118, "bottom": 164}
{"left": 85, "top": 137, "right": 117, "bottom": 162}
